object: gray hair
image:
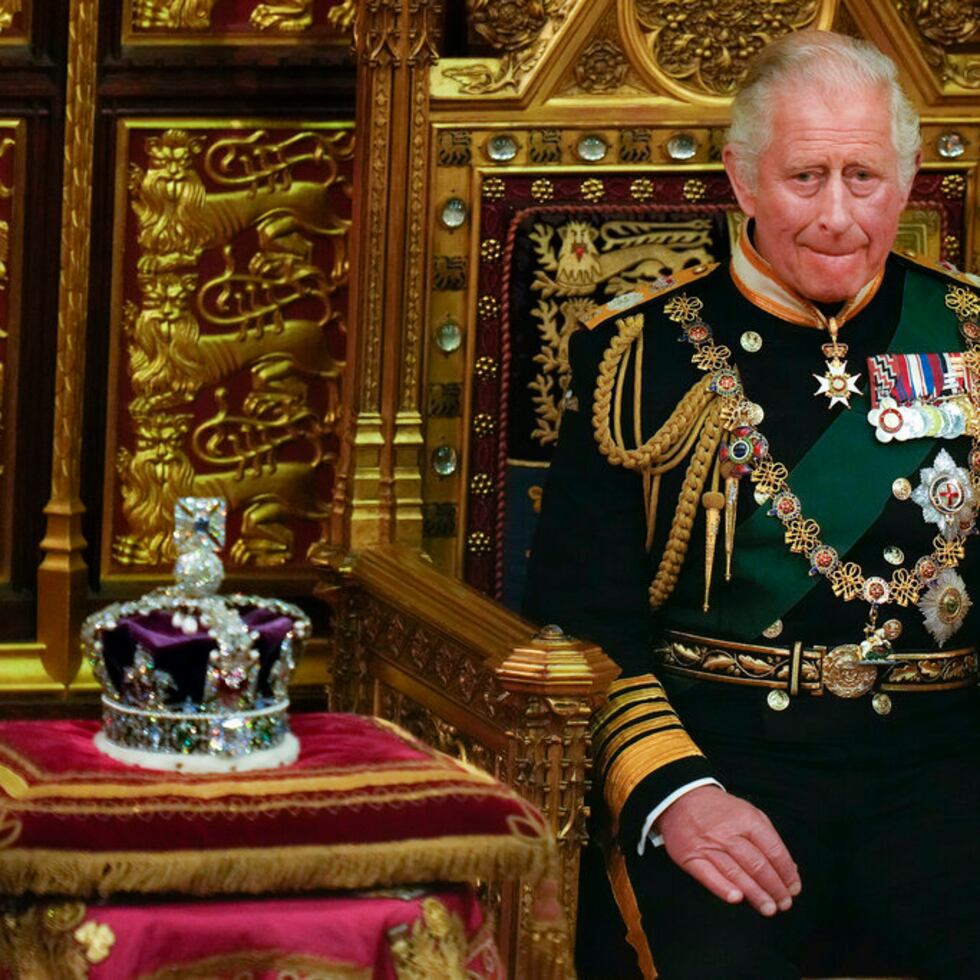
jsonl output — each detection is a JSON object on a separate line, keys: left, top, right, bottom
{"left": 727, "top": 31, "right": 920, "bottom": 192}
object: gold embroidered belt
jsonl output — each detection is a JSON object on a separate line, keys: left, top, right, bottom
{"left": 657, "top": 630, "right": 977, "bottom": 699}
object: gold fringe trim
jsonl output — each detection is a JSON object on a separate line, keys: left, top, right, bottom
{"left": 137, "top": 949, "right": 372, "bottom": 980}
{"left": 607, "top": 845, "right": 657, "bottom": 979}
{"left": 0, "top": 834, "right": 555, "bottom": 898}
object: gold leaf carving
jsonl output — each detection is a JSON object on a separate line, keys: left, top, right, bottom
{"left": 132, "top": 0, "right": 319, "bottom": 32}
{"left": 388, "top": 897, "right": 469, "bottom": 979}
{"left": 894, "top": 0, "right": 980, "bottom": 89}
{"left": 0, "top": 0, "right": 21, "bottom": 32}
{"left": 470, "top": 0, "right": 548, "bottom": 50}
{"left": 328, "top": 0, "right": 356, "bottom": 33}
{"left": 441, "top": 0, "right": 578, "bottom": 95}
{"left": 132, "top": 0, "right": 220, "bottom": 30}
{"left": 574, "top": 36, "right": 629, "bottom": 93}
{"left": 250, "top": 0, "right": 312, "bottom": 33}
{"left": 633, "top": 0, "right": 822, "bottom": 97}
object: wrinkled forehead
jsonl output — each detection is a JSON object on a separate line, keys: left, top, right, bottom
{"left": 766, "top": 80, "right": 897, "bottom": 154}
{"left": 770, "top": 76, "right": 889, "bottom": 118}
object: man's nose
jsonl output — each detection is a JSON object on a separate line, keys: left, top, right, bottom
{"left": 818, "top": 176, "right": 852, "bottom": 234}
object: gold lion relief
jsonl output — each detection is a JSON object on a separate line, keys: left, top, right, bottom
{"left": 131, "top": 0, "right": 324, "bottom": 33}
{"left": 112, "top": 126, "right": 352, "bottom": 569}
{"left": 0, "top": 0, "right": 21, "bottom": 33}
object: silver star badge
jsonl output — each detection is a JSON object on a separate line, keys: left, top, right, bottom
{"left": 918, "top": 568, "right": 972, "bottom": 646}
{"left": 911, "top": 448, "right": 976, "bottom": 539}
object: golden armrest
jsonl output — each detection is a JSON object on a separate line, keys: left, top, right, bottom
{"left": 313, "top": 543, "right": 619, "bottom": 980}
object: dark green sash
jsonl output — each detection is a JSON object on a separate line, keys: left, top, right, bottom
{"left": 666, "top": 269, "right": 960, "bottom": 640}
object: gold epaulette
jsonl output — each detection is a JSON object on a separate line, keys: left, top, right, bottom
{"left": 584, "top": 262, "right": 718, "bottom": 330}
{"left": 894, "top": 248, "right": 980, "bottom": 288}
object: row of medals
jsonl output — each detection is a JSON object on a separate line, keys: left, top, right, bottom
{"left": 663, "top": 288, "right": 980, "bottom": 709}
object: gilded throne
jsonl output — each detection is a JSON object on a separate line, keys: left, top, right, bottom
{"left": 318, "top": 1, "right": 980, "bottom": 977}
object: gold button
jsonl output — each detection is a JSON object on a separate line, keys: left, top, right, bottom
{"left": 767, "top": 689, "right": 790, "bottom": 711}
{"left": 892, "top": 478, "right": 912, "bottom": 501}
{"left": 883, "top": 546, "right": 904, "bottom": 566}
{"left": 740, "top": 331, "right": 763, "bottom": 353}
{"left": 882, "top": 618, "right": 903, "bottom": 641}
{"left": 872, "top": 692, "right": 892, "bottom": 716}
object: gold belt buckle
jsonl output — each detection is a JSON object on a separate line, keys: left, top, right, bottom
{"left": 823, "top": 644, "right": 877, "bottom": 698}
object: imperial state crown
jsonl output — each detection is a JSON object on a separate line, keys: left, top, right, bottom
{"left": 82, "top": 498, "right": 311, "bottom": 772}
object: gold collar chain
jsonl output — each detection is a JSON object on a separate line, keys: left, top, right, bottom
{"left": 662, "top": 286, "right": 980, "bottom": 658}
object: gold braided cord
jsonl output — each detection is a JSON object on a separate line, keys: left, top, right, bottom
{"left": 633, "top": 329, "right": 645, "bottom": 448}
{"left": 649, "top": 399, "right": 725, "bottom": 607}
{"left": 645, "top": 400, "right": 714, "bottom": 476}
{"left": 592, "top": 313, "right": 722, "bottom": 605}
{"left": 642, "top": 471, "right": 660, "bottom": 552}
{"left": 593, "top": 314, "right": 717, "bottom": 470}
{"left": 612, "top": 335, "right": 631, "bottom": 451}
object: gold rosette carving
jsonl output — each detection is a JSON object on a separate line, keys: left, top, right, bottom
{"left": 894, "top": 0, "right": 980, "bottom": 90}
{"left": 624, "top": 0, "right": 831, "bottom": 101}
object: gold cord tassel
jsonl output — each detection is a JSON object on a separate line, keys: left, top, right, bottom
{"left": 701, "top": 491, "right": 725, "bottom": 612}
{"left": 724, "top": 474, "right": 739, "bottom": 581}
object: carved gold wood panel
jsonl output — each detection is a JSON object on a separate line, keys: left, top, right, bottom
{"left": 0, "top": 119, "right": 23, "bottom": 583}
{"left": 103, "top": 119, "right": 353, "bottom": 581}
{"left": 0, "top": 0, "right": 28, "bottom": 44}
{"left": 622, "top": 0, "right": 834, "bottom": 103}
{"left": 122, "top": 0, "right": 353, "bottom": 43}
{"left": 892, "top": 0, "right": 980, "bottom": 94}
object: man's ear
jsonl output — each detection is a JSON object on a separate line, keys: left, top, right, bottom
{"left": 903, "top": 149, "right": 923, "bottom": 203}
{"left": 723, "top": 146, "right": 757, "bottom": 218}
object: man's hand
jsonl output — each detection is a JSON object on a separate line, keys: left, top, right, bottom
{"left": 655, "top": 785, "right": 801, "bottom": 917}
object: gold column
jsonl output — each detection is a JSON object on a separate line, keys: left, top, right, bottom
{"left": 37, "top": 0, "right": 98, "bottom": 686}
{"left": 333, "top": 0, "right": 441, "bottom": 552}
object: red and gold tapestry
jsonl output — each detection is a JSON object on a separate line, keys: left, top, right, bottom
{"left": 0, "top": 887, "right": 504, "bottom": 979}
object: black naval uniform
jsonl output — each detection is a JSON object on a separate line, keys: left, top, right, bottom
{"left": 524, "top": 250, "right": 980, "bottom": 979}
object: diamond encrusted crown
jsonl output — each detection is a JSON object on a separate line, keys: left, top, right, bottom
{"left": 83, "top": 498, "right": 311, "bottom": 773}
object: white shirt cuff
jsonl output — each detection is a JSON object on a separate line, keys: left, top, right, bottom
{"left": 637, "top": 777, "right": 723, "bottom": 855}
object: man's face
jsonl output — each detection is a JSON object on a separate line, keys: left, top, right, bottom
{"left": 724, "top": 84, "right": 915, "bottom": 304}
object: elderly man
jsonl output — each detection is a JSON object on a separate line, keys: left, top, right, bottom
{"left": 525, "top": 30, "right": 980, "bottom": 980}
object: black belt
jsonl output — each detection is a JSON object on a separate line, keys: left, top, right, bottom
{"left": 657, "top": 630, "right": 977, "bottom": 701}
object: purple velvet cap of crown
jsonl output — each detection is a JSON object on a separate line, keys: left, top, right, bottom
{"left": 101, "top": 607, "right": 294, "bottom": 707}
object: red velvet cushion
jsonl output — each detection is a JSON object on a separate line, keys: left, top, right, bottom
{"left": 0, "top": 713, "right": 553, "bottom": 898}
